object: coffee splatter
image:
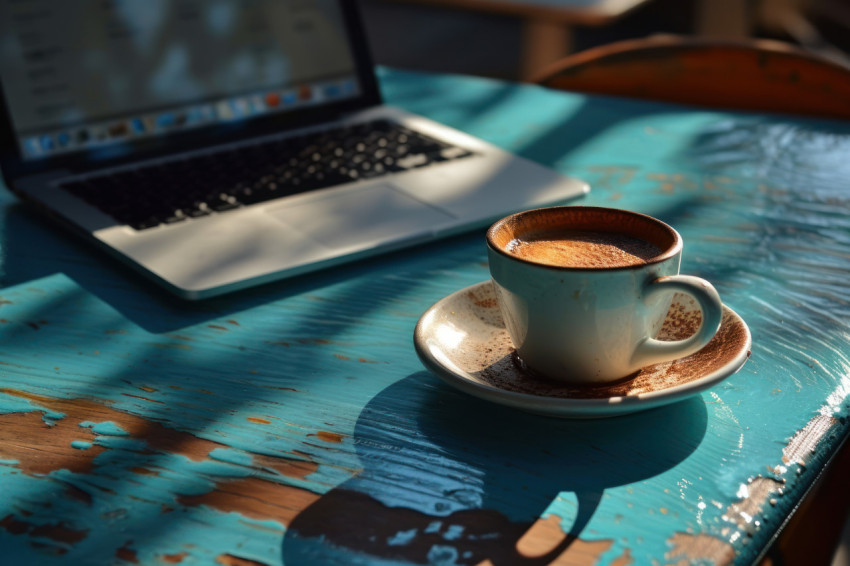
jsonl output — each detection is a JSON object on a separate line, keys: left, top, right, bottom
{"left": 476, "top": 308, "right": 743, "bottom": 399}
{"left": 433, "top": 283, "right": 748, "bottom": 401}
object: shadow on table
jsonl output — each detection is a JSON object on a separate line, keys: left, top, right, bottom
{"left": 2, "top": 71, "right": 847, "bottom": 563}
{"left": 282, "top": 372, "right": 708, "bottom": 565}
{"left": 0, "top": 200, "right": 486, "bottom": 334}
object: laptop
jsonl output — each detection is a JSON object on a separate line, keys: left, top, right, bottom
{"left": 0, "top": 1, "right": 588, "bottom": 299}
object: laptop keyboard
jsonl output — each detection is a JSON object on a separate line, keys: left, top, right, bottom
{"left": 60, "top": 119, "right": 474, "bottom": 231}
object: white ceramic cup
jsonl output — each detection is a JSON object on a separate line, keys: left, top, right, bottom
{"left": 486, "top": 206, "right": 723, "bottom": 385}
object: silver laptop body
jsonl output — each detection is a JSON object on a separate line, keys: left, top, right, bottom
{"left": 0, "top": 1, "right": 588, "bottom": 299}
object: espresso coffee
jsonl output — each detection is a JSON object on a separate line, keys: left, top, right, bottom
{"left": 487, "top": 207, "right": 723, "bottom": 384}
{"left": 506, "top": 229, "right": 662, "bottom": 268}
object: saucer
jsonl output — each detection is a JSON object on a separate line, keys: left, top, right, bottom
{"left": 414, "top": 281, "right": 751, "bottom": 418}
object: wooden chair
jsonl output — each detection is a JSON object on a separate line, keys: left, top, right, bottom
{"left": 532, "top": 35, "right": 850, "bottom": 120}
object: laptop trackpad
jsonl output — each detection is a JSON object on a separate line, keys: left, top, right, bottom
{"left": 265, "top": 183, "right": 455, "bottom": 250}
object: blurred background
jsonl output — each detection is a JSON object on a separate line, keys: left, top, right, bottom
{"left": 360, "top": 0, "right": 850, "bottom": 80}
{"left": 360, "top": 1, "right": 850, "bottom": 565}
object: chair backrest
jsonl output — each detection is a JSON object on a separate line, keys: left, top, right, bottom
{"left": 533, "top": 36, "right": 850, "bottom": 120}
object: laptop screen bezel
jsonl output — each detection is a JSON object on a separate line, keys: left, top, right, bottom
{"left": 0, "top": 1, "right": 382, "bottom": 185}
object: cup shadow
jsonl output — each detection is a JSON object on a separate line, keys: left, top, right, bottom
{"left": 282, "top": 372, "right": 708, "bottom": 564}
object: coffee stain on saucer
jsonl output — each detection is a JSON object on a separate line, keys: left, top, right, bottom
{"left": 470, "top": 294, "right": 498, "bottom": 309}
{"left": 466, "top": 291, "right": 748, "bottom": 400}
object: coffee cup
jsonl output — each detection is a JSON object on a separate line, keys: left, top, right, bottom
{"left": 486, "top": 206, "right": 723, "bottom": 385}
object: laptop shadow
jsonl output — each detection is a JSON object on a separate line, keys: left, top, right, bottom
{"left": 0, "top": 199, "right": 485, "bottom": 334}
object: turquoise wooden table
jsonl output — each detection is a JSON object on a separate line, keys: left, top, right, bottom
{"left": 2, "top": 68, "right": 849, "bottom": 565}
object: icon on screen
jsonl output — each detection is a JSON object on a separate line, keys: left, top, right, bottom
{"left": 249, "top": 95, "right": 266, "bottom": 114}
{"left": 216, "top": 100, "right": 234, "bottom": 120}
{"left": 265, "top": 92, "right": 281, "bottom": 108}
{"left": 109, "top": 122, "right": 129, "bottom": 138}
{"left": 341, "top": 79, "right": 356, "bottom": 95}
{"left": 24, "top": 137, "right": 42, "bottom": 156}
{"left": 282, "top": 90, "right": 297, "bottom": 106}
{"left": 131, "top": 118, "right": 147, "bottom": 134}
{"left": 230, "top": 98, "right": 250, "bottom": 118}
{"left": 156, "top": 113, "right": 177, "bottom": 129}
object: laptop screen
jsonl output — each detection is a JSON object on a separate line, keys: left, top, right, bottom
{"left": 0, "top": 0, "right": 364, "bottom": 162}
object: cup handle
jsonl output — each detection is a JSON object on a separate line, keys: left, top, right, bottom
{"left": 631, "top": 275, "right": 723, "bottom": 369}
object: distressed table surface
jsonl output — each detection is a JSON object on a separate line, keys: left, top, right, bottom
{"left": 1, "top": 68, "right": 849, "bottom": 566}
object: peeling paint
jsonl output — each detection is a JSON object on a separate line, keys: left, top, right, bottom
{"left": 313, "top": 431, "right": 343, "bottom": 443}
{"left": 0, "top": 386, "right": 328, "bottom": 562}
{"left": 515, "top": 514, "right": 626, "bottom": 565}
{"left": 297, "top": 338, "right": 333, "bottom": 345}
{"left": 0, "top": 514, "right": 89, "bottom": 547}
{"left": 0, "top": 389, "right": 318, "bottom": 471}
{"left": 665, "top": 406, "right": 842, "bottom": 564}
{"left": 667, "top": 533, "right": 735, "bottom": 566}
{"left": 215, "top": 554, "right": 269, "bottom": 566}
{"left": 3, "top": 69, "right": 850, "bottom": 565}
{"left": 121, "top": 393, "right": 165, "bottom": 404}
{"left": 160, "top": 551, "right": 188, "bottom": 563}
{"left": 115, "top": 540, "right": 139, "bottom": 563}
{"left": 783, "top": 415, "right": 838, "bottom": 466}
{"left": 178, "top": 477, "right": 319, "bottom": 526}
{"left": 722, "top": 477, "right": 784, "bottom": 530}
{"left": 91, "top": 421, "right": 130, "bottom": 436}
{"left": 0, "top": 410, "right": 104, "bottom": 474}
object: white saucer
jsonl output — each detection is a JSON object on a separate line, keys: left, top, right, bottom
{"left": 414, "top": 281, "right": 751, "bottom": 418}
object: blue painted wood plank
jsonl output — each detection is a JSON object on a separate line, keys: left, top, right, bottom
{"left": 0, "top": 68, "right": 848, "bottom": 565}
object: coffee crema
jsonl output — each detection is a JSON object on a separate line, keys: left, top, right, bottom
{"left": 505, "top": 229, "right": 662, "bottom": 268}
